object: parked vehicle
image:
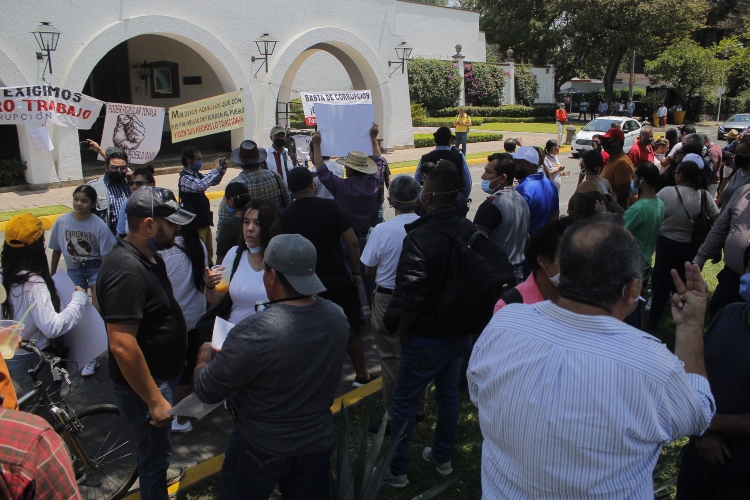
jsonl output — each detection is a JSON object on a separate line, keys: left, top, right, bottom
{"left": 718, "top": 113, "right": 750, "bottom": 140}
{"left": 571, "top": 116, "right": 642, "bottom": 157}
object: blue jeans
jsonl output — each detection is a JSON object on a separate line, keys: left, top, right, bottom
{"left": 112, "top": 376, "right": 180, "bottom": 500}
{"left": 219, "top": 428, "right": 333, "bottom": 500}
{"left": 389, "top": 335, "right": 471, "bottom": 476}
{"left": 67, "top": 259, "right": 102, "bottom": 288}
{"left": 454, "top": 132, "right": 468, "bottom": 155}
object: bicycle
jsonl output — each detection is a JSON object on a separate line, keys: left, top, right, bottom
{"left": 16, "top": 339, "right": 138, "bottom": 500}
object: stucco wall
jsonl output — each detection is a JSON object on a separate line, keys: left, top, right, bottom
{"left": 0, "top": 0, "right": 485, "bottom": 184}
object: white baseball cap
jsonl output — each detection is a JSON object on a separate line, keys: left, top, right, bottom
{"left": 512, "top": 146, "right": 539, "bottom": 165}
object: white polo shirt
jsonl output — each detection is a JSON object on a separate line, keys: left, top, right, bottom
{"left": 360, "top": 213, "right": 419, "bottom": 289}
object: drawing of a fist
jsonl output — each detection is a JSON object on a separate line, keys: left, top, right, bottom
{"left": 112, "top": 114, "right": 146, "bottom": 150}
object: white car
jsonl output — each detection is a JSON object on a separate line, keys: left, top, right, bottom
{"left": 571, "top": 116, "right": 642, "bottom": 157}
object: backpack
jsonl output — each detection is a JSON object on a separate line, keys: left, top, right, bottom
{"left": 430, "top": 225, "right": 515, "bottom": 336}
{"left": 699, "top": 150, "right": 715, "bottom": 187}
{"left": 674, "top": 187, "right": 713, "bottom": 247}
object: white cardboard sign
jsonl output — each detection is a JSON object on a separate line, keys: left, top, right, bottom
{"left": 315, "top": 103, "right": 374, "bottom": 157}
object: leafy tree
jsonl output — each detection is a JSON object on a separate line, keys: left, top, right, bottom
{"left": 407, "top": 58, "right": 461, "bottom": 111}
{"left": 644, "top": 38, "right": 725, "bottom": 119}
{"left": 514, "top": 64, "right": 539, "bottom": 106}
{"left": 720, "top": 30, "right": 750, "bottom": 97}
{"left": 464, "top": 62, "right": 506, "bottom": 106}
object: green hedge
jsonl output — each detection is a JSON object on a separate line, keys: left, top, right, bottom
{"left": 0, "top": 158, "right": 27, "bottom": 187}
{"left": 413, "top": 117, "right": 485, "bottom": 127}
{"left": 428, "top": 104, "right": 557, "bottom": 118}
{"left": 413, "top": 132, "right": 502, "bottom": 148}
{"left": 481, "top": 116, "right": 556, "bottom": 123}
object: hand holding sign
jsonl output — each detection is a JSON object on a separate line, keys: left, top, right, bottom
{"left": 113, "top": 114, "right": 146, "bottom": 150}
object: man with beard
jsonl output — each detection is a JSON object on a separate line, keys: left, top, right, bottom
{"left": 87, "top": 145, "right": 132, "bottom": 236}
{"left": 96, "top": 187, "right": 195, "bottom": 500}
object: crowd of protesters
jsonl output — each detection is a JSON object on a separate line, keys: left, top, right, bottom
{"left": 1, "top": 117, "right": 749, "bottom": 500}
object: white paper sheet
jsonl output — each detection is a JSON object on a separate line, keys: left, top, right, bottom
{"left": 166, "top": 392, "right": 222, "bottom": 419}
{"left": 315, "top": 103, "right": 374, "bottom": 157}
{"left": 29, "top": 126, "right": 54, "bottom": 152}
{"left": 52, "top": 270, "right": 108, "bottom": 371}
{"left": 212, "top": 317, "right": 234, "bottom": 350}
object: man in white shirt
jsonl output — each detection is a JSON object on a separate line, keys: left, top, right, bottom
{"left": 361, "top": 175, "right": 422, "bottom": 433}
{"left": 266, "top": 125, "right": 297, "bottom": 183}
{"left": 469, "top": 217, "right": 715, "bottom": 499}
{"left": 597, "top": 100, "right": 608, "bottom": 118}
{"left": 658, "top": 103, "right": 669, "bottom": 127}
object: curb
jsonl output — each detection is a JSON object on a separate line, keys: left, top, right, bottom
{"left": 122, "top": 378, "right": 383, "bottom": 499}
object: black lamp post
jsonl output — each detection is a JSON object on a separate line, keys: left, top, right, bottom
{"left": 31, "top": 21, "right": 61, "bottom": 79}
{"left": 140, "top": 61, "right": 150, "bottom": 95}
{"left": 251, "top": 33, "right": 278, "bottom": 77}
{"left": 389, "top": 42, "right": 413, "bottom": 74}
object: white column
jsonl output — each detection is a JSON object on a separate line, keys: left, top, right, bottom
{"left": 452, "top": 45, "right": 465, "bottom": 107}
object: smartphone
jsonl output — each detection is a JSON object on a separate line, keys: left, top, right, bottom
{"left": 219, "top": 157, "right": 227, "bottom": 168}
{"left": 80, "top": 141, "right": 91, "bottom": 150}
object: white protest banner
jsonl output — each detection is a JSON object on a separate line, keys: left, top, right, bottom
{"left": 299, "top": 90, "right": 372, "bottom": 126}
{"left": 29, "top": 126, "right": 54, "bottom": 152}
{"left": 100, "top": 103, "right": 165, "bottom": 164}
{"left": 168, "top": 90, "right": 245, "bottom": 143}
{"left": 52, "top": 270, "right": 108, "bottom": 370}
{"left": 0, "top": 85, "right": 103, "bottom": 129}
{"left": 316, "top": 103, "right": 374, "bottom": 157}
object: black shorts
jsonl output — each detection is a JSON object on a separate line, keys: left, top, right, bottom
{"left": 319, "top": 278, "right": 362, "bottom": 336}
{"left": 180, "top": 328, "right": 200, "bottom": 386}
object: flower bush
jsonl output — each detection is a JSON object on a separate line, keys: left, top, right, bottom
{"left": 413, "top": 132, "right": 502, "bottom": 148}
{"left": 429, "top": 104, "right": 556, "bottom": 118}
{"left": 408, "top": 58, "right": 462, "bottom": 111}
{"left": 464, "top": 62, "right": 506, "bottom": 107}
{"left": 515, "top": 64, "right": 540, "bottom": 107}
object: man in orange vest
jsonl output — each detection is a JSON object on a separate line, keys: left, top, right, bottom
{"left": 555, "top": 103, "right": 567, "bottom": 145}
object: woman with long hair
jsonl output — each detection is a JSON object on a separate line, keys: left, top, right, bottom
{"left": 216, "top": 182, "right": 251, "bottom": 263}
{"left": 205, "top": 198, "right": 282, "bottom": 325}
{"left": 158, "top": 218, "right": 208, "bottom": 433}
{"left": 2, "top": 214, "right": 88, "bottom": 391}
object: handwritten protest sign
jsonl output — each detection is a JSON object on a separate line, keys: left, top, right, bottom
{"left": 168, "top": 90, "right": 245, "bottom": 143}
{"left": 0, "top": 85, "right": 103, "bottom": 129}
{"left": 299, "top": 90, "right": 372, "bottom": 126}
{"left": 100, "top": 103, "right": 165, "bottom": 164}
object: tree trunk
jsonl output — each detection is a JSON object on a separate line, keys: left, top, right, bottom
{"left": 602, "top": 51, "right": 626, "bottom": 105}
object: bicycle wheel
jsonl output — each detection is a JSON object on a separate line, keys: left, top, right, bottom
{"left": 63, "top": 404, "right": 139, "bottom": 500}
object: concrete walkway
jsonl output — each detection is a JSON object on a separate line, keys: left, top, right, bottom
{"left": 0, "top": 132, "right": 556, "bottom": 213}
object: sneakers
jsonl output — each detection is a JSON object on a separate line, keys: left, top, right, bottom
{"left": 81, "top": 359, "right": 99, "bottom": 378}
{"left": 166, "top": 467, "right": 185, "bottom": 486}
{"left": 171, "top": 419, "right": 193, "bottom": 434}
{"left": 352, "top": 373, "right": 380, "bottom": 388}
{"left": 422, "top": 447, "right": 453, "bottom": 475}
{"left": 382, "top": 469, "right": 409, "bottom": 488}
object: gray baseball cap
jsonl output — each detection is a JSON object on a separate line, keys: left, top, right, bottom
{"left": 264, "top": 234, "right": 326, "bottom": 295}
{"left": 126, "top": 187, "right": 195, "bottom": 225}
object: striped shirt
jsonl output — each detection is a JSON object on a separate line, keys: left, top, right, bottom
{"left": 216, "top": 168, "right": 291, "bottom": 236}
{"left": 468, "top": 301, "right": 715, "bottom": 499}
{"left": 178, "top": 167, "right": 226, "bottom": 193}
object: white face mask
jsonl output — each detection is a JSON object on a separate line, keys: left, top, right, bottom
{"left": 547, "top": 271, "right": 560, "bottom": 287}
{"left": 247, "top": 243, "right": 263, "bottom": 254}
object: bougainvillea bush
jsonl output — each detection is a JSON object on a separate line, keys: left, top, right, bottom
{"left": 515, "top": 64, "right": 540, "bottom": 106}
{"left": 464, "top": 62, "right": 506, "bottom": 106}
{"left": 408, "top": 58, "right": 462, "bottom": 111}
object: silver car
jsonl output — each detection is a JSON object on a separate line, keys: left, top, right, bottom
{"left": 718, "top": 114, "right": 750, "bottom": 140}
{"left": 570, "top": 116, "right": 642, "bottom": 157}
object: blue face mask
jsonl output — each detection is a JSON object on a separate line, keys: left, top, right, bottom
{"left": 192, "top": 161, "right": 203, "bottom": 171}
{"left": 247, "top": 244, "right": 263, "bottom": 254}
{"left": 226, "top": 205, "right": 235, "bottom": 216}
{"left": 740, "top": 274, "right": 750, "bottom": 303}
{"left": 481, "top": 179, "right": 494, "bottom": 194}
{"left": 148, "top": 237, "right": 159, "bottom": 253}
{"left": 630, "top": 179, "right": 639, "bottom": 195}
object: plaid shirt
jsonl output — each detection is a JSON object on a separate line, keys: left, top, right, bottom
{"left": 178, "top": 167, "right": 226, "bottom": 193}
{"left": 89, "top": 175, "right": 131, "bottom": 236}
{"left": 0, "top": 408, "right": 82, "bottom": 499}
{"left": 217, "top": 168, "right": 292, "bottom": 236}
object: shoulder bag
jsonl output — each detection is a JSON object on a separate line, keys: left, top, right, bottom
{"left": 674, "top": 187, "right": 712, "bottom": 247}
{"left": 194, "top": 247, "right": 244, "bottom": 344}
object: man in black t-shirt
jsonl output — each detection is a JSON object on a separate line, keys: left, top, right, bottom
{"left": 281, "top": 168, "right": 376, "bottom": 387}
{"left": 676, "top": 249, "right": 750, "bottom": 498}
{"left": 97, "top": 187, "right": 195, "bottom": 500}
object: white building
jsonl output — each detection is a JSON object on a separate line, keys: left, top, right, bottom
{"left": 1, "top": 0, "right": 486, "bottom": 187}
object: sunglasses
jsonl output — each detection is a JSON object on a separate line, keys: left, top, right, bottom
{"left": 108, "top": 165, "right": 129, "bottom": 172}
{"left": 128, "top": 180, "right": 153, "bottom": 187}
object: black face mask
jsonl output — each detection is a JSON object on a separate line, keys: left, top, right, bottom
{"left": 641, "top": 138, "right": 653, "bottom": 146}
{"left": 735, "top": 155, "right": 750, "bottom": 169}
{"left": 273, "top": 138, "right": 286, "bottom": 149}
{"left": 107, "top": 170, "right": 126, "bottom": 184}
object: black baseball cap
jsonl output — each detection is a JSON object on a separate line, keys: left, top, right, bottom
{"left": 126, "top": 187, "right": 195, "bottom": 225}
{"left": 287, "top": 167, "right": 317, "bottom": 194}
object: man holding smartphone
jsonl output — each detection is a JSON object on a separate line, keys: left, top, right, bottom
{"left": 178, "top": 147, "right": 228, "bottom": 265}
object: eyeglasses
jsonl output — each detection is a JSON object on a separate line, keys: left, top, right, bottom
{"left": 108, "top": 165, "right": 129, "bottom": 172}
{"left": 128, "top": 180, "right": 153, "bottom": 187}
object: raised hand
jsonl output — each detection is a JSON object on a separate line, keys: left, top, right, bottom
{"left": 369, "top": 123, "right": 379, "bottom": 139}
{"left": 670, "top": 262, "right": 707, "bottom": 328}
{"left": 113, "top": 114, "right": 147, "bottom": 150}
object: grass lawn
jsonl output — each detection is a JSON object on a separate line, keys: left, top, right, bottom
{"left": 476, "top": 122, "right": 574, "bottom": 135}
{"left": 389, "top": 152, "right": 492, "bottom": 170}
{"left": 178, "top": 261, "right": 724, "bottom": 500}
{"left": 0, "top": 204, "right": 70, "bottom": 222}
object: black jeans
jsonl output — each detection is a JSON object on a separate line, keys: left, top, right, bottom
{"left": 647, "top": 235, "right": 698, "bottom": 331}
{"left": 676, "top": 441, "right": 750, "bottom": 499}
{"left": 218, "top": 429, "right": 333, "bottom": 500}
{"left": 710, "top": 267, "right": 743, "bottom": 319}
